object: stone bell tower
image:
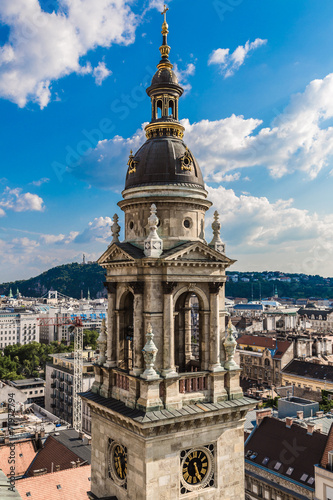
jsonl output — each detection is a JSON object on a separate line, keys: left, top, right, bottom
{"left": 83, "top": 6, "right": 255, "bottom": 500}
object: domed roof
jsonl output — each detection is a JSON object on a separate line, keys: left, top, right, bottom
{"left": 124, "top": 137, "right": 205, "bottom": 191}
{"left": 151, "top": 67, "right": 179, "bottom": 86}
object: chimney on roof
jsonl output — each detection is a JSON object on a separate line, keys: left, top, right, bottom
{"left": 79, "top": 431, "right": 84, "bottom": 440}
{"left": 307, "top": 423, "right": 315, "bottom": 435}
{"left": 88, "top": 437, "right": 92, "bottom": 445}
{"left": 286, "top": 417, "right": 293, "bottom": 428}
{"left": 255, "top": 408, "right": 272, "bottom": 426}
{"left": 55, "top": 465, "right": 60, "bottom": 471}
{"left": 70, "top": 461, "right": 76, "bottom": 468}
{"left": 76, "top": 458, "right": 81, "bottom": 467}
{"left": 4, "top": 436, "right": 9, "bottom": 444}
{"left": 316, "top": 411, "right": 324, "bottom": 418}
{"left": 40, "top": 429, "right": 45, "bottom": 438}
{"left": 296, "top": 411, "right": 304, "bottom": 420}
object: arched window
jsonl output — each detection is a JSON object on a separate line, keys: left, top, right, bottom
{"left": 118, "top": 292, "right": 134, "bottom": 371}
{"left": 264, "top": 358, "right": 270, "bottom": 367}
{"left": 174, "top": 293, "right": 202, "bottom": 372}
{"left": 168, "top": 100, "right": 174, "bottom": 118}
{"left": 156, "top": 100, "right": 162, "bottom": 119}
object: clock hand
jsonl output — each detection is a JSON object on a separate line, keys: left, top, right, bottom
{"left": 194, "top": 462, "right": 202, "bottom": 481}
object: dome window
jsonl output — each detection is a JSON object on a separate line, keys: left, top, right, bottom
{"left": 183, "top": 218, "right": 192, "bottom": 229}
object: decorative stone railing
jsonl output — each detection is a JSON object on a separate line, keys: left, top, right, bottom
{"left": 115, "top": 373, "right": 129, "bottom": 391}
{"left": 179, "top": 374, "right": 208, "bottom": 394}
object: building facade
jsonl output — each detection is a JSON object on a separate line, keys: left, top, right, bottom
{"left": 282, "top": 360, "right": 333, "bottom": 395}
{"left": 7, "top": 378, "right": 45, "bottom": 406}
{"left": 45, "top": 351, "right": 95, "bottom": 434}
{"left": 82, "top": 8, "right": 255, "bottom": 500}
{"left": 237, "top": 335, "right": 294, "bottom": 387}
{"left": 0, "top": 310, "right": 39, "bottom": 348}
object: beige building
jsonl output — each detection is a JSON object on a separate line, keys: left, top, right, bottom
{"left": 82, "top": 8, "right": 255, "bottom": 500}
{"left": 237, "top": 335, "right": 294, "bottom": 387}
{"left": 282, "top": 360, "right": 333, "bottom": 395}
{"left": 298, "top": 308, "right": 333, "bottom": 333}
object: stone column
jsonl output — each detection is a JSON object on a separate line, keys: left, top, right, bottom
{"left": 162, "top": 282, "right": 178, "bottom": 378}
{"left": 131, "top": 281, "right": 144, "bottom": 376}
{"left": 104, "top": 282, "right": 117, "bottom": 368}
{"left": 184, "top": 307, "right": 192, "bottom": 367}
{"left": 209, "top": 282, "right": 224, "bottom": 372}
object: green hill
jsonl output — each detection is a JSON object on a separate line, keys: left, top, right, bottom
{"left": 0, "top": 264, "right": 332, "bottom": 301}
{"left": 0, "top": 262, "right": 105, "bottom": 300}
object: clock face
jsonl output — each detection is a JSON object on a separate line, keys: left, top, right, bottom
{"left": 180, "top": 446, "right": 214, "bottom": 493}
{"left": 182, "top": 449, "right": 209, "bottom": 485}
{"left": 113, "top": 444, "right": 127, "bottom": 480}
{"left": 108, "top": 441, "right": 127, "bottom": 487}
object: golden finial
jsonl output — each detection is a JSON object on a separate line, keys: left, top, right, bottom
{"left": 130, "top": 149, "right": 133, "bottom": 155}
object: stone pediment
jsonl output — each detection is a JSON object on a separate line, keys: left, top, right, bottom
{"left": 163, "top": 242, "right": 235, "bottom": 265}
{"left": 98, "top": 243, "right": 137, "bottom": 265}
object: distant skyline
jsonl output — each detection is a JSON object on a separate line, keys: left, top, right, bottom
{"left": 1, "top": 1, "right": 333, "bottom": 281}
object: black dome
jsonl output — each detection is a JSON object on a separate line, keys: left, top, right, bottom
{"left": 151, "top": 67, "right": 179, "bottom": 86}
{"left": 124, "top": 137, "right": 205, "bottom": 190}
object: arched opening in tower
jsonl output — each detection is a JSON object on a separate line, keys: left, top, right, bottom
{"left": 168, "top": 100, "right": 174, "bottom": 118}
{"left": 118, "top": 291, "right": 134, "bottom": 371}
{"left": 156, "top": 100, "right": 163, "bottom": 119}
{"left": 174, "top": 292, "right": 202, "bottom": 373}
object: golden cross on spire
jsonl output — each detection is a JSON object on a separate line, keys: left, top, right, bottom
{"left": 161, "top": 4, "right": 169, "bottom": 22}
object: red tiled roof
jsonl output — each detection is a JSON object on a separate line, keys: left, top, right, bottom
{"left": 0, "top": 440, "right": 36, "bottom": 477}
{"left": 237, "top": 335, "right": 292, "bottom": 358}
{"left": 273, "top": 341, "right": 293, "bottom": 359}
{"left": 26, "top": 435, "right": 85, "bottom": 476}
{"left": 237, "top": 335, "right": 276, "bottom": 348}
{"left": 16, "top": 464, "right": 91, "bottom": 500}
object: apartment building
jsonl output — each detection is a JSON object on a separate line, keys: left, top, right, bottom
{"left": 45, "top": 351, "right": 96, "bottom": 434}
{"left": 0, "top": 310, "right": 39, "bottom": 348}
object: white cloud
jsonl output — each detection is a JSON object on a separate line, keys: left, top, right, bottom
{"left": 0, "top": 187, "right": 44, "bottom": 212}
{"left": 173, "top": 62, "right": 196, "bottom": 95}
{"left": 11, "top": 237, "right": 40, "bottom": 252}
{"left": 40, "top": 231, "right": 79, "bottom": 244}
{"left": 148, "top": 0, "right": 168, "bottom": 10}
{"left": 92, "top": 61, "right": 112, "bottom": 85}
{"left": 74, "top": 216, "right": 112, "bottom": 244}
{"left": 208, "top": 38, "right": 267, "bottom": 78}
{"left": 206, "top": 185, "right": 333, "bottom": 275}
{"left": 30, "top": 177, "right": 50, "bottom": 186}
{"left": 184, "top": 72, "right": 333, "bottom": 180}
{"left": 0, "top": 0, "right": 137, "bottom": 108}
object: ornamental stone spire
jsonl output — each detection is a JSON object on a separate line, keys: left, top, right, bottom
{"left": 209, "top": 210, "right": 225, "bottom": 254}
{"left": 144, "top": 204, "right": 163, "bottom": 257}
{"left": 224, "top": 318, "right": 239, "bottom": 370}
{"left": 141, "top": 323, "right": 159, "bottom": 380}
{"left": 110, "top": 214, "right": 120, "bottom": 244}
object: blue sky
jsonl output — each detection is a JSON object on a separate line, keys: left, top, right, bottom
{"left": 0, "top": 0, "right": 333, "bottom": 282}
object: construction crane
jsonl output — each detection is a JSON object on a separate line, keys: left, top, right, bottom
{"left": 37, "top": 316, "right": 84, "bottom": 432}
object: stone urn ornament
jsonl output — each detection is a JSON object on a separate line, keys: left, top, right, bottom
{"left": 224, "top": 318, "right": 239, "bottom": 370}
{"left": 141, "top": 323, "right": 159, "bottom": 380}
{"left": 110, "top": 214, "right": 120, "bottom": 244}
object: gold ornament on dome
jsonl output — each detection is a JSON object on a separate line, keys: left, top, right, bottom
{"left": 180, "top": 147, "right": 193, "bottom": 171}
{"left": 127, "top": 150, "right": 138, "bottom": 174}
